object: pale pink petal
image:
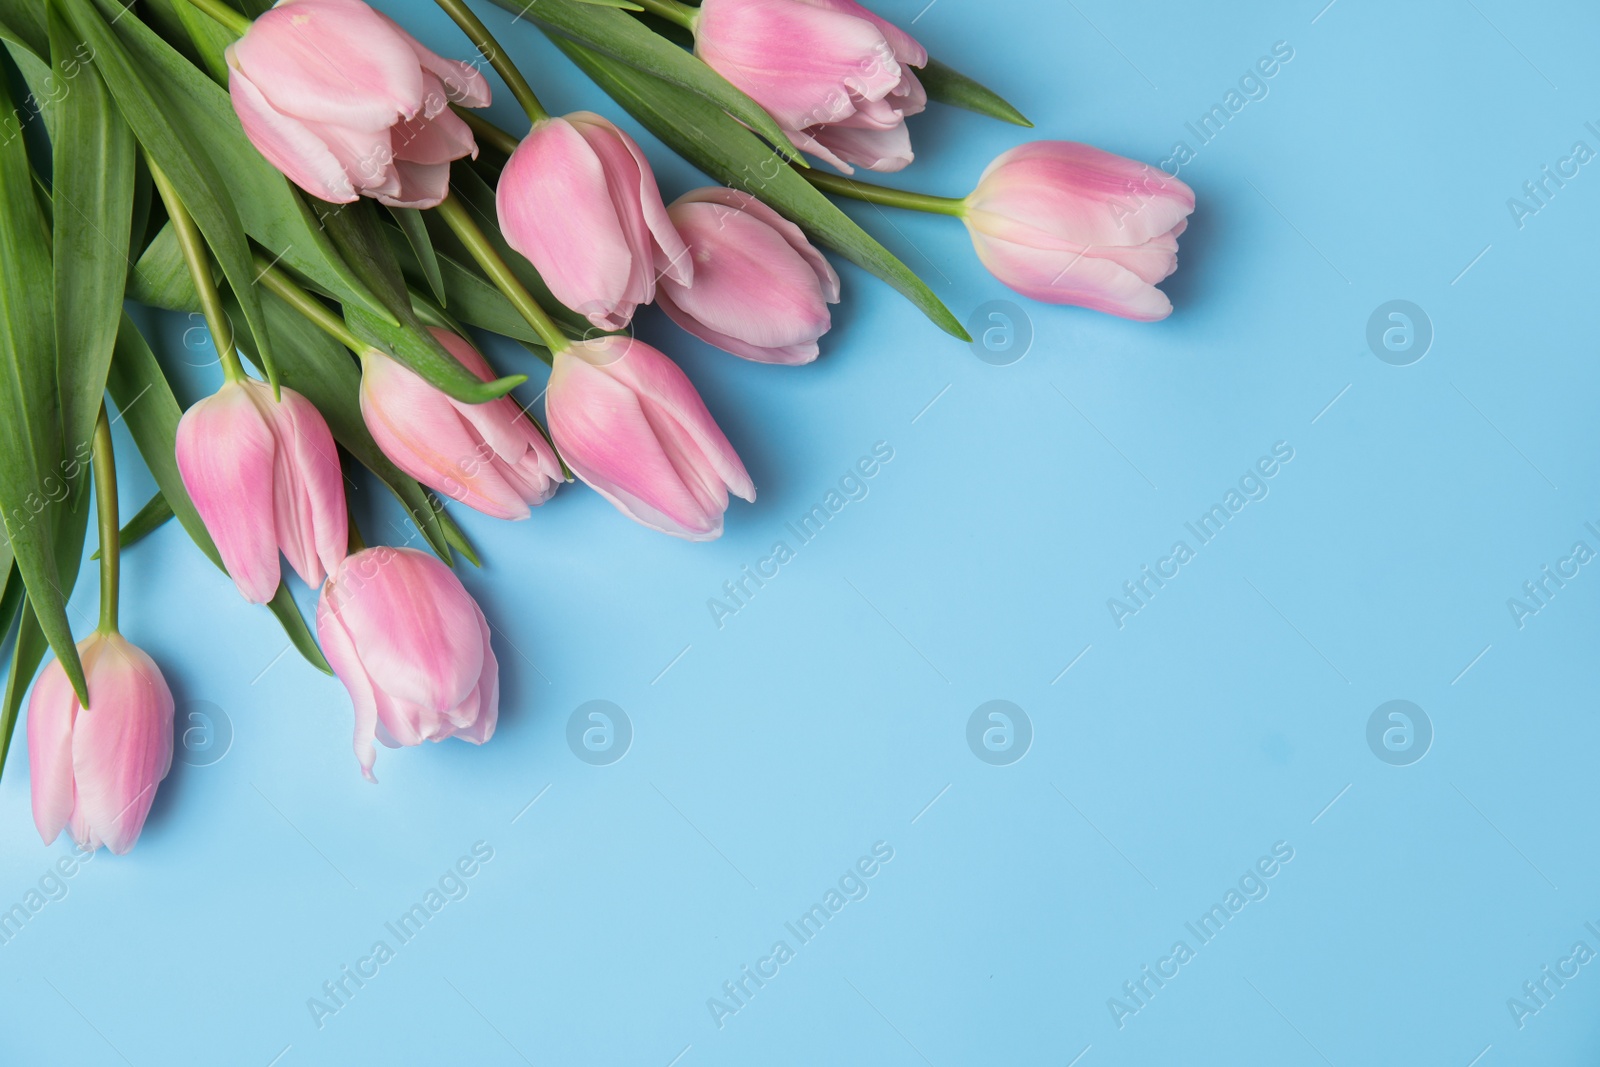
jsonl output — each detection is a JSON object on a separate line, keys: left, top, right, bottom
{"left": 384, "top": 161, "right": 452, "bottom": 209}
{"left": 27, "top": 654, "right": 80, "bottom": 846}
{"left": 380, "top": 13, "right": 492, "bottom": 108}
{"left": 317, "top": 579, "right": 383, "bottom": 781}
{"left": 177, "top": 383, "right": 282, "bottom": 603}
{"left": 68, "top": 635, "right": 173, "bottom": 855}
{"left": 231, "top": 0, "right": 424, "bottom": 129}
{"left": 227, "top": 66, "right": 356, "bottom": 203}
{"left": 498, "top": 118, "right": 638, "bottom": 329}
{"left": 969, "top": 227, "right": 1174, "bottom": 321}
{"left": 810, "top": 119, "right": 914, "bottom": 173}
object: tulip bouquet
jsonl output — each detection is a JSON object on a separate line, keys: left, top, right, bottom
{"left": 0, "top": 0, "right": 1195, "bottom": 853}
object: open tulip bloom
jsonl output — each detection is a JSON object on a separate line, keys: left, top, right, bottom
{"left": 0, "top": 0, "right": 1200, "bottom": 841}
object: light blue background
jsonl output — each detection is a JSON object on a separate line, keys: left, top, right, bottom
{"left": 4, "top": 0, "right": 1599, "bottom": 1063}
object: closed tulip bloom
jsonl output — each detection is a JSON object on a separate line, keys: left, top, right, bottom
{"left": 695, "top": 0, "right": 928, "bottom": 173}
{"left": 497, "top": 112, "right": 690, "bottom": 330}
{"left": 546, "top": 335, "right": 755, "bottom": 541}
{"left": 28, "top": 633, "right": 174, "bottom": 855}
{"left": 227, "top": 0, "right": 490, "bottom": 208}
{"left": 964, "top": 141, "right": 1196, "bottom": 321}
{"left": 317, "top": 547, "right": 498, "bottom": 781}
{"left": 360, "top": 329, "right": 562, "bottom": 520}
{"left": 657, "top": 188, "right": 840, "bottom": 365}
{"left": 177, "top": 378, "right": 347, "bottom": 602}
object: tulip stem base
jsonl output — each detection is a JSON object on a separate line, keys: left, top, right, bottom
{"left": 434, "top": 193, "right": 566, "bottom": 360}
{"left": 635, "top": 0, "right": 699, "bottom": 31}
{"left": 254, "top": 257, "right": 368, "bottom": 356}
{"left": 799, "top": 170, "right": 968, "bottom": 217}
{"left": 92, "top": 406, "right": 120, "bottom": 635}
{"left": 433, "top": 0, "right": 549, "bottom": 124}
{"left": 183, "top": 0, "right": 252, "bottom": 37}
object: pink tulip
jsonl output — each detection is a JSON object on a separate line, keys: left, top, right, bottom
{"left": 28, "top": 633, "right": 174, "bottom": 855}
{"left": 963, "top": 141, "right": 1196, "bottom": 321}
{"left": 657, "top": 188, "right": 840, "bottom": 365}
{"left": 227, "top": 0, "right": 490, "bottom": 208}
{"left": 496, "top": 112, "right": 690, "bottom": 330}
{"left": 177, "top": 378, "right": 348, "bottom": 603}
{"left": 546, "top": 335, "right": 755, "bottom": 541}
{"left": 360, "top": 329, "right": 563, "bottom": 520}
{"left": 695, "top": 0, "right": 927, "bottom": 173}
{"left": 317, "top": 547, "right": 498, "bottom": 781}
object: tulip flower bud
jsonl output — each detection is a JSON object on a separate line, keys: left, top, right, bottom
{"left": 546, "top": 335, "right": 755, "bottom": 541}
{"left": 28, "top": 633, "right": 175, "bottom": 855}
{"left": 496, "top": 112, "right": 690, "bottom": 331}
{"left": 360, "top": 329, "right": 563, "bottom": 520}
{"left": 226, "top": 0, "right": 491, "bottom": 208}
{"left": 695, "top": 0, "right": 928, "bottom": 173}
{"left": 317, "top": 547, "right": 499, "bottom": 781}
{"left": 658, "top": 188, "right": 840, "bottom": 365}
{"left": 176, "top": 378, "right": 348, "bottom": 602}
{"left": 963, "top": 141, "right": 1196, "bottom": 321}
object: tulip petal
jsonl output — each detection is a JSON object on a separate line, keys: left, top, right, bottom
{"left": 177, "top": 383, "right": 282, "bottom": 604}
{"left": 385, "top": 161, "right": 453, "bottom": 209}
{"left": 968, "top": 141, "right": 1195, "bottom": 249}
{"left": 231, "top": 0, "right": 424, "bottom": 129}
{"left": 27, "top": 654, "right": 80, "bottom": 846}
{"left": 361, "top": 351, "right": 534, "bottom": 520}
{"left": 607, "top": 342, "right": 756, "bottom": 503}
{"left": 227, "top": 66, "right": 356, "bottom": 203}
{"left": 68, "top": 635, "right": 173, "bottom": 855}
{"left": 660, "top": 202, "right": 832, "bottom": 355}
{"left": 393, "top": 83, "right": 478, "bottom": 165}
{"left": 317, "top": 584, "right": 383, "bottom": 781}
{"left": 548, "top": 353, "right": 723, "bottom": 539}
{"left": 255, "top": 383, "right": 347, "bottom": 588}
{"left": 809, "top": 119, "right": 915, "bottom": 173}
{"left": 382, "top": 14, "right": 492, "bottom": 108}
{"left": 498, "top": 118, "right": 639, "bottom": 329}
{"left": 969, "top": 227, "right": 1174, "bottom": 321}
{"left": 696, "top": 0, "right": 903, "bottom": 128}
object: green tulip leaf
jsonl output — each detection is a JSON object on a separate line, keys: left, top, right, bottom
{"left": 920, "top": 57, "right": 1032, "bottom": 128}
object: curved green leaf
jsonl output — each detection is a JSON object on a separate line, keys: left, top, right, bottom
{"left": 49, "top": 6, "right": 135, "bottom": 500}
{"left": 920, "top": 57, "right": 1032, "bottom": 127}
{"left": 483, "top": 0, "right": 804, "bottom": 165}
{"left": 0, "top": 66, "right": 85, "bottom": 701}
{"left": 548, "top": 33, "right": 969, "bottom": 340}
{"left": 63, "top": 0, "right": 281, "bottom": 390}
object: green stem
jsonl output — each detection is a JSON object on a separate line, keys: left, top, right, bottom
{"left": 799, "top": 169, "right": 969, "bottom": 217}
{"left": 635, "top": 0, "right": 699, "bottom": 31}
{"left": 434, "top": 193, "right": 567, "bottom": 358}
{"left": 92, "top": 406, "right": 120, "bottom": 635}
{"left": 433, "top": 0, "right": 549, "bottom": 124}
{"left": 183, "top": 0, "right": 252, "bottom": 36}
{"left": 254, "top": 256, "right": 368, "bottom": 355}
{"left": 454, "top": 105, "right": 520, "bottom": 158}
{"left": 148, "top": 156, "right": 248, "bottom": 383}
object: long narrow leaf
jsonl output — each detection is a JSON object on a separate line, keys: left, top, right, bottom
{"left": 920, "top": 57, "right": 1032, "bottom": 127}
{"left": 548, "top": 33, "right": 969, "bottom": 340}
{"left": 62, "top": 0, "right": 281, "bottom": 391}
{"left": 0, "top": 64, "right": 85, "bottom": 700}
{"left": 49, "top": 7, "right": 136, "bottom": 493}
{"left": 483, "top": 0, "right": 803, "bottom": 165}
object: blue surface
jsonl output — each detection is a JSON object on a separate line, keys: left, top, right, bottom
{"left": 4, "top": 0, "right": 1599, "bottom": 1063}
